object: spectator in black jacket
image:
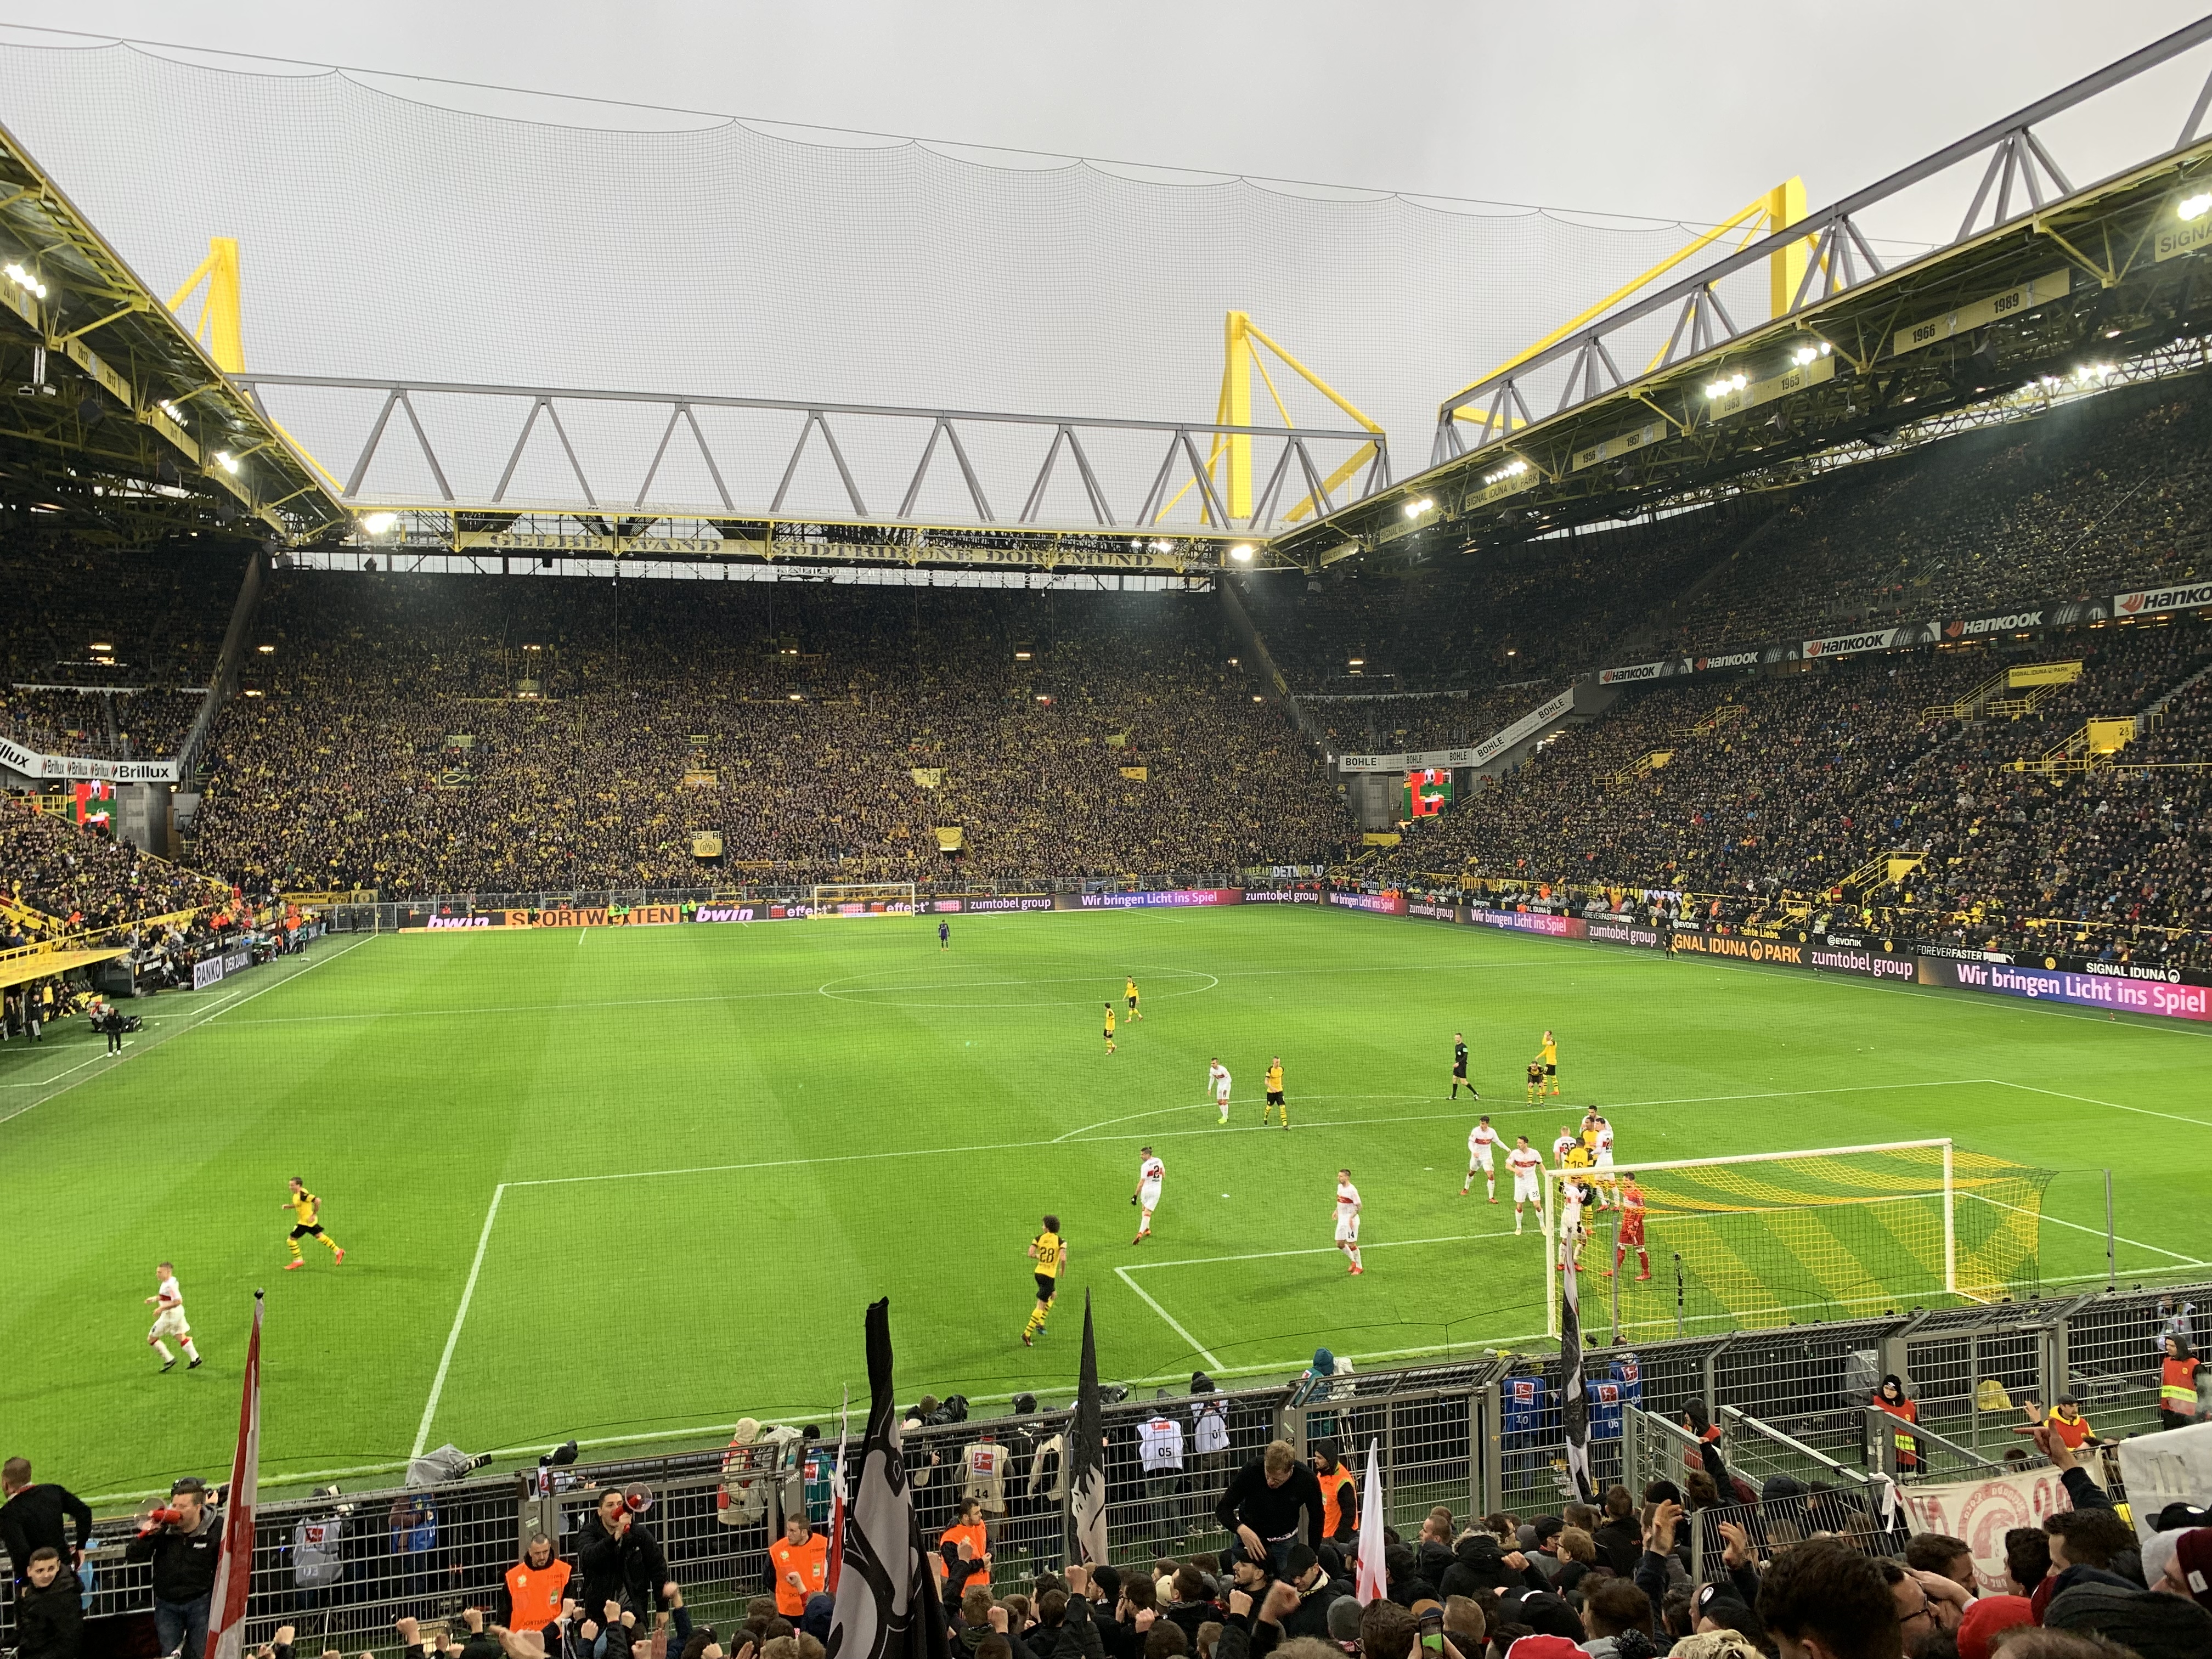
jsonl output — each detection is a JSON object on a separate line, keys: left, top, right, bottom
{"left": 1, "top": 1459, "right": 93, "bottom": 1579}
{"left": 576, "top": 1491, "right": 675, "bottom": 1618}
{"left": 1159, "top": 1567, "right": 1220, "bottom": 1649}
{"left": 16, "top": 1547, "right": 83, "bottom": 1659}
{"left": 1029, "top": 1570, "right": 1107, "bottom": 1659}
{"left": 1214, "top": 1444, "right": 1324, "bottom": 1576}
{"left": 123, "top": 1477, "right": 222, "bottom": 1659}
{"left": 1592, "top": 1487, "right": 1643, "bottom": 1577}
{"left": 1437, "top": 1533, "right": 1542, "bottom": 1601}
{"left": 1265, "top": 1544, "right": 1348, "bottom": 1646}
{"left": 1412, "top": 1513, "right": 1457, "bottom": 1592}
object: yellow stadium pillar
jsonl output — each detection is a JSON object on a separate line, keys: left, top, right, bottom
{"left": 1222, "top": 311, "right": 1254, "bottom": 520}
{"left": 167, "top": 236, "right": 244, "bottom": 373}
{"left": 1767, "top": 177, "right": 1807, "bottom": 320}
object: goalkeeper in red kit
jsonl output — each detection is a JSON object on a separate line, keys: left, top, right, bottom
{"left": 1606, "top": 1173, "right": 1651, "bottom": 1280}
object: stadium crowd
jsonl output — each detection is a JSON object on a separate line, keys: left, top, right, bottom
{"left": 189, "top": 574, "right": 1350, "bottom": 895}
{"left": 0, "top": 540, "right": 241, "bottom": 761}
{"left": 0, "top": 799, "right": 228, "bottom": 935}
{"left": 1383, "top": 617, "right": 2212, "bottom": 967}
{"left": 11, "top": 1393, "right": 2208, "bottom": 1659}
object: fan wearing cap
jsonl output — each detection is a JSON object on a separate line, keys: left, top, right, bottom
{"left": 2145, "top": 1526, "right": 2212, "bottom": 1611}
{"left": 2012, "top": 1393, "right": 2101, "bottom": 1455}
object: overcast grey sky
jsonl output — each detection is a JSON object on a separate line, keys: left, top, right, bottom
{"left": 9, "top": 2, "right": 2209, "bottom": 230}
{"left": 3, "top": 3, "right": 2208, "bottom": 517}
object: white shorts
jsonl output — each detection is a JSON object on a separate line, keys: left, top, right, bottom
{"left": 1214, "top": 1084, "right": 1231, "bottom": 1103}
{"left": 1470, "top": 1149, "right": 1494, "bottom": 1171}
{"left": 1595, "top": 1151, "right": 1615, "bottom": 1170}
{"left": 1139, "top": 1182, "right": 1162, "bottom": 1211}
{"left": 1334, "top": 1214, "right": 1360, "bottom": 1243}
{"left": 1514, "top": 1174, "right": 1541, "bottom": 1202}
{"left": 149, "top": 1307, "right": 189, "bottom": 1340}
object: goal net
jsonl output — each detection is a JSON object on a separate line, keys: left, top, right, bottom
{"left": 1542, "top": 1139, "right": 2053, "bottom": 1341}
{"left": 808, "top": 882, "right": 918, "bottom": 915}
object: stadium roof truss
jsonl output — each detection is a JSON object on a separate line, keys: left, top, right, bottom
{"left": 0, "top": 118, "right": 347, "bottom": 545}
{"left": 234, "top": 373, "right": 1385, "bottom": 576}
{"left": 1275, "top": 14, "right": 2212, "bottom": 571}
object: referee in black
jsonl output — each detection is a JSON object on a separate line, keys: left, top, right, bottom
{"left": 1451, "top": 1031, "right": 1477, "bottom": 1099}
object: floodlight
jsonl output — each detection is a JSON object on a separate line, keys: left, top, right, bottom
{"left": 1229, "top": 544, "right": 1254, "bottom": 562}
{"left": 213, "top": 450, "right": 239, "bottom": 475}
{"left": 2180, "top": 191, "right": 2212, "bottom": 221}
{"left": 360, "top": 512, "right": 398, "bottom": 535}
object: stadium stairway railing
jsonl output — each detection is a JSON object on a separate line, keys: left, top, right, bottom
{"left": 17, "top": 1279, "right": 2205, "bottom": 1645}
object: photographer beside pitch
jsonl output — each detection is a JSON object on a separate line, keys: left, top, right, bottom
{"left": 124, "top": 1477, "right": 221, "bottom": 1659}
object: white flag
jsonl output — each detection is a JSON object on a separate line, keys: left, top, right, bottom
{"left": 1353, "top": 1438, "right": 1387, "bottom": 1605}
{"left": 205, "top": 1291, "right": 264, "bottom": 1659}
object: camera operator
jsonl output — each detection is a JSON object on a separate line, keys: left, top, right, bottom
{"left": 124, "top": 1477, "right": 222, "bottom": 1659}
{"left": 577, "top": 1489, "right": 676, "bottom": 1620}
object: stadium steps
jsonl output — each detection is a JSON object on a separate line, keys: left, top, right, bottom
{"left": 2141, "top": 658, "right": 2212, "bottom": 727}
{"left": 1837, "top": 850, "right": 1926, "bottom": 901}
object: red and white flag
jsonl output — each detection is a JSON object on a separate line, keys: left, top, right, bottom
{"left": 206, "top": 1291, "right": 265, "bottom": 1659}
{"left": 826, "top": 1388, "right": 850, "bottom": 1594}
{"left": 1353, "top": 1438, "right": 1387, "bottom": 1605}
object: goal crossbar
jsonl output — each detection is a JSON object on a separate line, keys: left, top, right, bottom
{"left": 1543, "top": 1137, "right": 1957, "bottom": 1339}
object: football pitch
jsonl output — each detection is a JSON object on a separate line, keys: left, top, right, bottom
{"left": 6, "top": 904, "right": 2210, "bottom": 1505}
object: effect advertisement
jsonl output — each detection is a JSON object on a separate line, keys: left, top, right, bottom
{"left": 1469, "top": 907, "right": 1588, "bottom": 940}
{"left": 1075, "top": 888, "right": 1244, "bottom": 910}
{"left": 1325, "top": 891, "right": 1409, "bottom": 917}
{"left": 1916, "top": 957, "right": 2212, "bottom": 1021}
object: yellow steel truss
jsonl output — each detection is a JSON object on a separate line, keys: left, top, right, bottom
{"left": 1183, "top": 312, "right": 1384, "bottom": 525}
{"left": 166, "top": 236, "right": 243, "bottom": 372}
{"left": 1447, "top": 178, "right": 1813, "bottom": 432}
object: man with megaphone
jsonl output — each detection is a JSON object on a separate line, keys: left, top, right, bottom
{"left": 125, "top": 1477, "right": 221, "bottom": 1659}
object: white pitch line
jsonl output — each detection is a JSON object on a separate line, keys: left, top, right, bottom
{"left": 505, "top": 1081, "right": 2002, "bottom": 1189}
{"left": 1963, "top": 1190, "right": 2208, "bottom": 1266}
{"left": 1987, "top": 1079, "right": 2212, "bottom": 1130}
{"left": 1112, "top": 1264, "right": 1223, "bottom": 1370}
{"left": 1123, "top": 1228, "right": 1527, "bottom": 1271}
{"left": 0, "top": 937, "right": 374, "bottom": 1128}
{"left": 412, "top": 1181, "right": 506, "bottom": 1459}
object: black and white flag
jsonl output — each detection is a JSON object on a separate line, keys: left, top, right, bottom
{"left": 827, "top": 1301, "right": 951, "bottom": 1659}
{"left": 1559, "top": 1260, "right": 1596, "bottom": 1504}
{"left": 1066, "top": 1290, "right": 1110, "bottom": 1567}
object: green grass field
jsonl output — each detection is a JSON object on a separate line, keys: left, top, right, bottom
{"left": 6, "top": 904, "right": 2209, "bottom": 1506}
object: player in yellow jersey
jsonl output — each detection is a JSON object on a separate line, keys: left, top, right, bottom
{"left": 1125, "top": 977, "right": 1143, "bottom": 1022}
{"left": 1525, "top": 1059, "right": 1544, "bottom": 1103}
{"left": 1539, "top": 1030, "right": 1559, "bottom": 1096}
{"left": 281, "top": 1176, "right": 344, "bottom": 1270}
{"left": 1103, "top": 1003, "right": 1116, "bottom": 1053}
{"left": 1262, "top": 1057, "right": 1288, "bottom": 1128}
{"left": 1021, "top": 1215, "right": 1066, "bottom": 1346}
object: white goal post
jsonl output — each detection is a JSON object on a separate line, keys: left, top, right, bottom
{"left": 1542, "top": 1137, "right": 1956, "bottom": 1339}
{"left": 808, "top": 882, "right": 919, "bottom": 915}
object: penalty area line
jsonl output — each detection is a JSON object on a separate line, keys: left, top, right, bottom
{"left": 413, "top": 1181, "right": 507, "bottom": 1459}
{"left": 1111, "top": 1265, "right": 1222, "bottom": 1371}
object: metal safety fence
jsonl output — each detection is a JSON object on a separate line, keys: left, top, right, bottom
{"left": 11, "top": 1280, "right": 2199, "bottom": 1651}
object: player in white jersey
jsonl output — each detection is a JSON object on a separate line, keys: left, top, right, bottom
{"left": 1462, "top": 1115, "right": 1502, "bottom": 1201}
{"left": 1552, "top": 1126, "right": 1578, "bottom": 1166}
{"left": 1590, "top": 1114, "right": 1617, "bottom": 1207}
{"left": 1557, "top": 1175, "right": 1589, "bottom": 1272}
{"left": 1506, "top": 1137, "right": 1545, "bottom": 1234}
{"left": 1132, "top": 1146, "right": 1166, "bottom": 1243}
{"left": 144, "top": 1261, "right": 202, "bottom": 1372}
{"left": 1209, "top": 1058, "right": 1232, "bottom": 1124}
{"left": 1334, "top": 1169, "right": 1364, "bottom": 1275}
